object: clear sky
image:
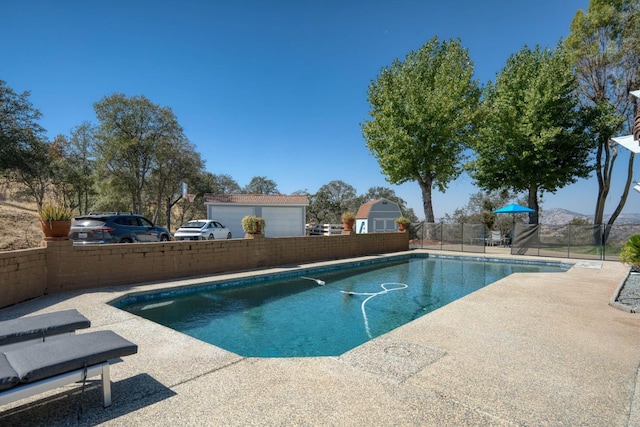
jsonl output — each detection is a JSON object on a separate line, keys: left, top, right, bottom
{"left": 3, "top": 0, "right": 637, "bottom": 220}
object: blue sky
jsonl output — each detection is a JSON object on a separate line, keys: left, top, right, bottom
{"left": 3, "top": 0, "right": 637, "bottom": 219}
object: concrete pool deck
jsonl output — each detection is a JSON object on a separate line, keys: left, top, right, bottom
{"left": 1, "top": 250, "right": 639, "bottom": 426}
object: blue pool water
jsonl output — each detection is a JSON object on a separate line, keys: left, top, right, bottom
{"left": 114, "top": 255, "right": 568, "bottom": 357}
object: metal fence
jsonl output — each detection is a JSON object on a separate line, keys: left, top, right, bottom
{"left": 409, "top": 222, "right": 640, "bottom": 261}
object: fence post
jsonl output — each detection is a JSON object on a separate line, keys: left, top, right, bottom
{"left": 601, "top": 224, "right": 607, "bottom": 260}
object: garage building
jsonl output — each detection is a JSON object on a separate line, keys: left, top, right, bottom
{"left": 204, "top": 194, "right": 310, "bottom": 238}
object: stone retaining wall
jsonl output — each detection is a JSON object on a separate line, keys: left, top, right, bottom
{"left": 0, "top": 232, "right": 408, "bottom": 309}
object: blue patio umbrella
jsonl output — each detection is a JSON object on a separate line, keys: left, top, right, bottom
{"left": 493, "top": 203, "right": 535, "bottom": 214}
{"left": 493, "top": 204, "right": 536, "bottom": 244}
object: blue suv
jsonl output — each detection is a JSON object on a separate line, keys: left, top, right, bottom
{"left": 69, "top": 213, "right": 171, "bottom": 244}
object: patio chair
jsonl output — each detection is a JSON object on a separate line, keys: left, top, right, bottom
{"left": 0, "top": 309, "right": 91, "bottom": 352}
{"left": 0, "top": 330, "right": 138, "bottom": 408}
{"left": 487, "top": 230, "right": 504, "bottom": 246}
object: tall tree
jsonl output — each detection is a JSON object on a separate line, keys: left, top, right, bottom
{"left": 469, "top": 45, "right": 593, "bottom": 224}
{"left": 177, "top": 171, "right": 220, "bottom": 223}
{"left": 242, "top": 176, "right": 279, "bottom": 194}
{"left": 50, "top": 123, "right": 98, "bottom": 214}
{"left": 8, "top": 137, "right": 53, "bottom": 209}
{"left": 362, "top": 36, "right": 481, "bottom": 222}
{"left": 308, "top": 180, "right": 357, "bottom": 223}
{"left": 93, "top": 94, "right": 188, "bottom": 215}
{"left": 564, "top": 0, "right": 640, "bottom": 226}
{"left": 443, "top": 190, "right": 517, "bottom": 232}
{"left": 0, "top": 80, "right": 46, "bottom": 176}
{"left": 151, "top": 134, "right": 204, "bottom": 226}
{"left": 69, "top": 123, "right": 98, "bottom": 214}
{"left": 0, "top": 83, "right": 53, "bottom": 209}
{"left": 211, "top": 173, "right": 241, "bottom": 194}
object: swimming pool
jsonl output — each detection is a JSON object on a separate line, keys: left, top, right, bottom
{"left": 112, "top": 255, "right": 569, "bottom": 357}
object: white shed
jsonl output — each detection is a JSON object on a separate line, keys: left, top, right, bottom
{"left": 204, "top": 194, "right": 310, "bottom": 238}
{"left": 355, "top": 198, "right": 402, "bottom": 234}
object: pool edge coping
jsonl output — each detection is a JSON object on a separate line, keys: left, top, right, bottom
{"left": 108, "top": 250, "right": 574, "bottom": 309}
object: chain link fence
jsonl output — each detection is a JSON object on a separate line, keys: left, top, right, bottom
{"left": 408, "top": 222, "right": 640, "bottom": 261}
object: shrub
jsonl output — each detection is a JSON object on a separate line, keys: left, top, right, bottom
{"left": 39, "top": 204, "right": 73, "bottom": 221}
{"left": 341, "top": 211, "right": 356, "bottom": 222}
{"left": 620, "top": 234, "right": 640, "bottom": 272}
{"left": 241, "top": 215, "right": 265, "bottom": 234}
{"left": 395, "top": 216, "right": 411, "bottom": 226}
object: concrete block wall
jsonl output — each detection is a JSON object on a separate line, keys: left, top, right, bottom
{"left": 0, "top": 247, "right": 47, "bottom": 307}
{"left": 0, "top": 232, "right": 408, "bottom": 309}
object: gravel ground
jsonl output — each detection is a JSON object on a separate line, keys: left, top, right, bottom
{"left": 618, "top": 272, "right": 640, "bottom": 309}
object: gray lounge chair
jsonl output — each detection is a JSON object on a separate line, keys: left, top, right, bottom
{"left": 0, "top": 330, "right": 137, "bottom": 408}
{"left": 0, "top": 309, "right": 91, "bottom": 352}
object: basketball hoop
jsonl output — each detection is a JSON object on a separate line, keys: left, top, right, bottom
{"left": 185, "top": 193, "right": 196, "bottom": 204}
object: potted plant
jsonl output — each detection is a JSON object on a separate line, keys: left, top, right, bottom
{"left": 620, "top": 234, "right": 640, "bottom": 272}
{"left": 395, "top": 216, "right": 411, "bottom": 232}
{"left": 39, "top": 203, "right": 73, "bottom": 240}
{"left": 242, "top": 215, "right": 266, "bottom": 237}
{"left": 341, "top": 211, "right": 356, "bottom": 233}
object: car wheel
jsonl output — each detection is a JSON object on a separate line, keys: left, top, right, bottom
{"left": 227, "top": 232, "right": 232, "bottom": 239}
{"left": 120, "top": 238, "right": 133, "bottom": 243}
{"left": 207, "top": 234, "right": 215, "bottom": 240}
{"left": 160, "top": 235, "right": 169, "bottom": 241}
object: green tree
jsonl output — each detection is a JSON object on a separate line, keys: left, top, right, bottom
{"left": 469, "top": 45, "right": 593, "bottom": 224}
{"left": 564, "top": 0, "right": 640, "bottom": 226}
{"left": 48, "top": 134, "right": 75, "bottom": 208}
{"left": 8, "top": 137, "right": 53, "bottom": 209}
{"left": 93, "top": 94, "right": 189, "bottom": 215}
{"left": 211, "top": 173, "right": 241, "bottom": 194}
{"left": 181, "top": 171, "right": 218, "bottom": 221}
{"left": 243, "top": 176, "right": 279, "bottom": 194}
{"left": 0, "top": 80, "right": 54, "bottom": 208}
{"left": 362, "top": 36, "right": 481, "bottom": 223}
{"left": 443, "top": 190, "right": 519, "bottom": 233}
{"left": 0, "top": 80, "right": 46, "bottom": 173}
{"left": 50, "top": 123, "right": 98, "bottom": 214}
{"left": 308, "top": 180, "right": 357, "bottom": 223}
{"left": 151, "top": 135, "right": 204, "bottom": 227}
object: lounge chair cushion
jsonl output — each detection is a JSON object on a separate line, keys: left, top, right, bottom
{"left": 0, "top": 309, "right": 91, "bottom": 346}
{"left": 3, "top": 330, "right": 137, "bottom": 385}
{"left": 0, "top": 354, "right": 19, "bottom": 391}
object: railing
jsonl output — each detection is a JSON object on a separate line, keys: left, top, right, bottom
{"left": 306, "top": 223, "right": 343, "bottom": 236}
{"left": 408, "top": 222, "right": 640, "bottom": 261}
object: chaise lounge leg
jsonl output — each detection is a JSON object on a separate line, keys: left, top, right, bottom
{"left": 101, "top": 363, "right": 111, "bottom": 407}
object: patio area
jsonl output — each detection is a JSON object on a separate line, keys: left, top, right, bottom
{"left": 1, "top": 250, "right": 639, "bottom": 426}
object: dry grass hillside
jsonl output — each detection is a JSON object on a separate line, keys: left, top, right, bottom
{"left": 0, "top": 183, "right": 43, "bottom": 251}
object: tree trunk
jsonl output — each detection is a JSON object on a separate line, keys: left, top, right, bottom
{"left": 603, "top": 152, "right": 635, "bottom": 243}
{"left": 418, "top": 177, "right": 435, "bottom": 223}
{"left": 527, "top": 185, "right": 539, "bottom": 225}
{"left": 593, "top": 138, "right": 616, "bottom": 225}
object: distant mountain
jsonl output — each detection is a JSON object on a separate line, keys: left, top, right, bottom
{"left": 539, "top": 208, "right": 590, "bottom": 225}
{"left": 540, "top": 208, "right": 640, "bottom": 225}
{"left": 603, "top": 212, "right": 640, "bottom": 224}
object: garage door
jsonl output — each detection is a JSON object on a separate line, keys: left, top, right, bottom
{"left": 209, "top": 206, "right": 255, "bottom": 239}
{"left": 263, "top": 207, "right": 304, "bottom": 237}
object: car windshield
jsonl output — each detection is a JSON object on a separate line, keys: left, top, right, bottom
{"left": 181, "top": 221, "right": 207, "bottom": 229}
{"left": 72, "top": 218, "right": 107, "bottom": 226}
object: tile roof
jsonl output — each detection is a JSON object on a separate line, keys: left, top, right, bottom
{"left": 204, "top": 194, "right": 310, "bottom": 205}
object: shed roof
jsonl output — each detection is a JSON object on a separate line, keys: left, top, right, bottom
{"left": 204, "top": 194, "right": 309, "bottom": 206}
{"left": 355, "top": 198, "right": 394, "bottom": 219}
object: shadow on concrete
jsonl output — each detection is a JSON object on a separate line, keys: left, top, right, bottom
{"left": 0, "top": 373, "right": 175, "bottom": 426}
